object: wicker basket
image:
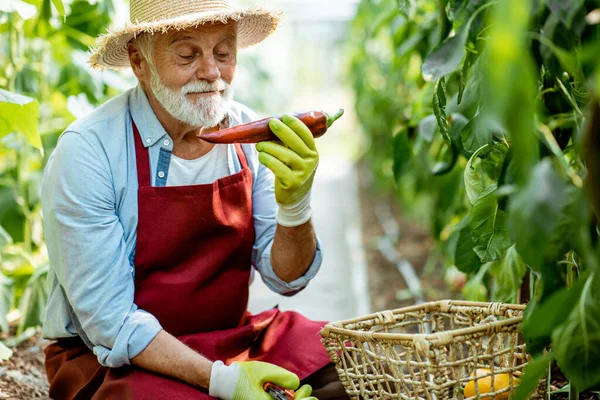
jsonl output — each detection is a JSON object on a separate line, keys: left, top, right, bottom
{"left": 320, "top": 300, "right": 545, "bottom": 400}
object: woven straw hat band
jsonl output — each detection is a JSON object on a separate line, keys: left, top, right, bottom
{"left": 131, "top": 0, "right": 233, "bottom": 23}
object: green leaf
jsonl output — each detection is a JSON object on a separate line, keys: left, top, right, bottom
{"left": 0, "top": 89, "right": 41, "bottom": 149}
{"left": 422, "top": 31, "right": 469, "bottom": 81}
{"left": 542, "top": 186, "right": 581, "bottom": 263}
{"left": 546, "top": 0, "right": 584, "bottom": 28}
{"left": 418, "top": 115, "right": 438, "bottom": 142}
{"left": 484, "top": 0, "right": 539, "bottom": 185}
{"left": 470, "top": 191, "right": 511, "bottom": 262}
{"left": 464, "top": 144, "right": 496, "bottom": 205}
{"left": 448, "top": 113, "right": 469, "bottom": 143}
{"left": 552, "top": 275, "right": 600, "bottom": 391}
{"left": 0, "top": 225, "right": 12, "bottom": 249}
{"left": 0, "top": 273, "right": 13, "bottom": 333}
{"left": 51, "top": 0, "right": 65, "bottom": 16}
{"left": 511, "top": 351, "right": 555, "bottom": 400}
{"left": 433, "top": 77, "right": 450, "bottom": 142}
{"left": 530, "top": 32, "right": 582, "bottom": 82}
{"left": 489, "top": 245, "right": 527, "bottom": 302}
{"left": 522, "top": 280, "right": 584, "bottom": 350}
{"left": 421, "top": 2, "right": 494, "bottom": 80}
{"left": 462, "top": 263, "right": 490, "bottom": 301}
{"left": 17, "top": 264, "right": 49, "bottom": 335}
{"left": 455, "top": 224, "right": 481, "bottom": 274}
{"left": 508, "top": 160, "right": 567, "bottom": 270}
{"left": 393, "top": 128, "right": 411, "bottom": 181}
{"left": 460, "top": 112, "right": 497, "bottom": 153}
{"left": 0, "top": 342, "right": 13, "bottom": 362}
{"left": 458, "top": 54, "right": 472, "bottom": 105}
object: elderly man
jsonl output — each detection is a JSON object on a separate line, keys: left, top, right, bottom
{"left": 41, "top": 1, "right": 349, "bottom": 399}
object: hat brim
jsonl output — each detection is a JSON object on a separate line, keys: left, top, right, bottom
{"left": 89, "top": 7, "right": 282, "bottom": 70}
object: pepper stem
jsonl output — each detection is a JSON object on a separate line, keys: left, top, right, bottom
{"left": 325, "top": 109, "right": 345, "bottom": 128}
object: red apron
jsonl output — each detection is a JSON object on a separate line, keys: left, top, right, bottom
{"left": 45, "top": 121, "right": 331, "bottom": 399}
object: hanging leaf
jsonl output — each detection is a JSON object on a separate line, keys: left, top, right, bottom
{"left": 422, "top": 2, "right": 494, "bottom": 80}
{"left": 511, "top": 351, "right": 555, "bottom": 400}
{"left": 418, "top": 114, "right": 438, "bottom": 142}
{"left": 489, "top": 245, "right": 527, "bottom": 302}
{"left": 0, "top": 273, "right": 13, "bottom": 333}
{"left": 508, "top": 160, "right": 567, "bottom": 271}
{"left": 0, "top": 225, "right": 12, "bottom": 249}
{"left": 462, "top": 263, "right": 490, "bottom": 301}
{"left": 464, "top": 144, "right": 496, "bottom": 205}
{"left": 484, "top": 0, "right": 539, "bottom": 185}
{"left": 460, "top": 111, "right": 499, "bottom": 153}
{"left": 433, "top": 77, "right": 450, "bottom": 142}
{"left": 546, "top": 0, "right": 585, "bottom": 29}
{"left": 51, "top": 0, "right": 65, "bottom": 16}
{"left": 522, "top": 280, "right": 584, "bottom": 355}
{"left": 454, "top": 225, "right": 481, "bottom": 274}
{"left": 552, "top": 275, "right": 600, "bottom": 391}
{"left": 392, "top": 128, "right": 411, "bottom": 181}
{"left": 0, "top": 89, "right": 41, "bottom": 149}
{"left": 458, "top": 53, "right": 473, "bottom": 105}
{"left": 470, "top": 191, "right": 511, "bottom": 262}
{"left": 0, "top": 342, "right": 13, "bottom": 362}
{"left": 17, "top": 264, "right": 49, "bottom": 335}
{"left": 448, "top": 113, "right": 469, "bottom": 143}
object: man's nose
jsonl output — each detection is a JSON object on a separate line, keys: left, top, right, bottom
{"left": 195, "top": 56, "right": 221, "bottom": 82}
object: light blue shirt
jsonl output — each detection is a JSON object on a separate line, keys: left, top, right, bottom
{"left": 41, "top": 85, "right": 323, "bottom": 368}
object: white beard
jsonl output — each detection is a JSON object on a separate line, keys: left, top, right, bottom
{"left": 149, "top": 68, "right": 234, "bottom": 128}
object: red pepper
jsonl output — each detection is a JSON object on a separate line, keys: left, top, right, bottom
{"left": 199, "top": 109, "right": 344, "bottom": 144}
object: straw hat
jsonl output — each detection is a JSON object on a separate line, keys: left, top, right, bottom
{"left": 89, "top": 0, "right": 283, "bottom": 70}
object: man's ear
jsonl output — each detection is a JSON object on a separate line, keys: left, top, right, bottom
{"left": 128, "top": 43, "right": 146, "bottom": 82}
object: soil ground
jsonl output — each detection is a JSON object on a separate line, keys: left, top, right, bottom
{"left": 0, "top": 329, "right": 49, "bottom": 399}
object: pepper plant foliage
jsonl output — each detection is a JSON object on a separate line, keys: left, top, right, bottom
{"left": 350, "top": 0, "right": 600, "bottom": 393}
{"left": 0, "top": 0, "right": 123, "bottom": 349}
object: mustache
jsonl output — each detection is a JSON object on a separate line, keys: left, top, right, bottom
{"left": 182, "top": 79, "right": 230, "bottom": 95}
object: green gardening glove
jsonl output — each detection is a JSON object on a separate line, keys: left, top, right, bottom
{"left": 209, "top": 360, "right": 317, "bottom": 400}
{"left": 256, "top": 114, "right": 319, "bottom": 227}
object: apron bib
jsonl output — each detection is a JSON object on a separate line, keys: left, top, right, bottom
{"left": 45, "top": 120, "right": 330, "bottom": 400}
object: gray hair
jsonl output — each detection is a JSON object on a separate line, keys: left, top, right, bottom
{"left": 132, "top": 33, "right": 157, "bottom": 68}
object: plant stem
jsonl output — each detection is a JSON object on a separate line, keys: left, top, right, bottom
{"left": 569, "top": 383, "right": 579, "bottom": 400}
{"left": 519, "top": 270, "right": 531, "bottom": 304}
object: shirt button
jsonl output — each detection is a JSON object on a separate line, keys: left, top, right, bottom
{"left": 145, "top": 138, "right": 151, "bottom": 144}
{"left": 163, "top": 139, "right": 170, "bottom": 146}
{"left": 158, "top": 171, "right": 165, "bottom": 179}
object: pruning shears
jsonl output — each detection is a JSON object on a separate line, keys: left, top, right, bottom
{"left": 263, "top": 383, "right": 295, "bottom": 400}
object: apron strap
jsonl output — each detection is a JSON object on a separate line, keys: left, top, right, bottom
{"left": 133, "top": 120, "right": 152, "bottom": 188}
{"left": 234, "top": 144, "right": 249, "bottom": 170}
{"left": 134, "top": 120, "right": 250, "bottom": 187}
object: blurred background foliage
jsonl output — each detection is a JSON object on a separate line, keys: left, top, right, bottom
{"left": 348, "top": 0, "right": 600, "bottom": 393}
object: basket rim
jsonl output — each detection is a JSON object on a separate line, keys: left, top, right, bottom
{"left": 320, "top": 300, "right": 525, "bottom": 343}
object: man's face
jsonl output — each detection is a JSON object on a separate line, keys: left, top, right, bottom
{"left": 143, "top": 22, "right": 238, "bottom": 128}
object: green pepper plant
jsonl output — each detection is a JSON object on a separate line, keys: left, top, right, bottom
{"left": 348, "top": 0, "right": 600, "bottom": 395}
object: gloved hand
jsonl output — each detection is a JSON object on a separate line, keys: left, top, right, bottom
{"left": 256, "top": 114, "right": 319, "bottom": 228}
{"left": 209, "top": 360, "right": 317, "bottom": 400}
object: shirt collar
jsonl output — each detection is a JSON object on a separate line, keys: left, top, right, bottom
{"left": 129, "top": 84, "right": 170, "bottom": 148}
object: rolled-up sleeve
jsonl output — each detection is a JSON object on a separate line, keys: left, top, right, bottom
{"left": 42, "top": 131, "right": 162, "bottom": 368}
{"left": 250, "top": 160, "right": 323, "bottom": 297}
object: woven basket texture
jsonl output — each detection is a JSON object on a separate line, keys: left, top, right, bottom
{"left": 320, "top": 300, "right": 546, "bottom": 400}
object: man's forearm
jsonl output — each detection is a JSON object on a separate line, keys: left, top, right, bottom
{"left": 131, "top": 330, "right": 213, "bottom": 390}
{"left": 270, "top": 220, "right": 317, "bottom": 283}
